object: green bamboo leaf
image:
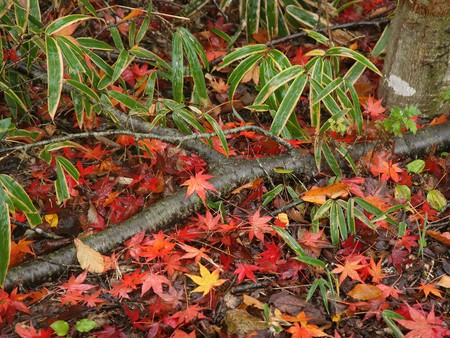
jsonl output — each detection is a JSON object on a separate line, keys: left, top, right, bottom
{"left": 312, "top": 77, "right": 343, "bottom": 105}
{"left": 77, "top": 37, "right": 114, "bottom": 50}
{"left": 286, "top": 5, "right": 319, "bottom": 28}
{"left": 330, "top": 203, "right": 340, "bottom": 245}
{"left": 354, "top": 197, "right": 398, "bottom": 226}
{"left": 0, "top": 174, "right": 42, "bottom": 226}
{"left": 246, "top": 0, "right": 261, "bottom": 39}
{"left": 304, "top": 29, "right": 330, "bottom": 46}
{"left": 270, "top": 73, "right": 307, "bottom": 135}
{"left": 262, "top": 184, "right": 283, "bottom": 206}
{"left": 172, "top": 31, "right": 184, "bottom": 103}
{"left": 56, "top": 37, "right": 84, "bottom": 73}
{"left": 202, "top": 112, "right": 229, "bottom": 156}
{"left": 179, "top": 27, "right": 209, "bottom": 71}
{"left": 218, "top": 44, "right": 267, "bottom": 70}
{"left": 228, "top": 53, "right": 265, "bottom": 102}
{"left": 382, "top": 310, "right": 405, "bottom": 338}
{"left": 135, "top": 17, "right": 150, "bottom": 44}
{"left": 56, "top": 156, "right": 79, "bottom": 181}
{"left": 98, "top": 49, "right": 133, "bottom": 90}
{"left": 210, "top": 27, "right": 232, "bottom": 44}
{"left": 55, "top": 160, "right": 70, "bottom": 204}
{"left": 321, "top": 142, "right": 342, "bottom": 179}
{"left": 267, "top": 49, "right": 291, "bottom": 70}
{"left": 39, "top": 141, "right": 85, "bottom": 163}
{"left": 372, "top": 25, "right": 391, "bottom": 57}
{"left": 254, "top": 65, "right": 304, "bottom": 105}
{"left": 265, "top": 0, "right": 278, "bottom": 38}
{"left": 0, "top": 191, "right": 10, "bottom": 287}
{"left": 295, "top": 256, "right": 326, "bottom": 267}
{"left": 110, "top": 25, "right": 124, "bottom": 50}
{"left": 343, "top": 62, "right": 366, "bottom": 85}
{"left": 273, "top": 226, "right": 306, "bottom": 256}
{"left": 336, "top": 144, "right": 358, "bottom": 175}
{"left": 346, "top": 198, "right": 356, "bottom": 234}
{"left": 14, "top": 0, "right": 29, "bottom": 32}
{"left": 107, "top": 90, "right": 146, "bottom": 111}
{"left": 319, "top": 110, "right": 348, "bottom": 135}
{"left": 130, "top": 46, "right": 172, "bottom": 74}
{"left": 45, "top": 36, "right": 63, "bottom": 119}
{"left": 325, "top": 47, "right": 381, "bottom": 75}
{"left": 182, "top": 33, "right": 208, "bottom": 105}
{"left": 46, "top": 14, "right": 92, "bottom": 35}
{"left": 0, "top": 81, "right": 28, "bottom": 111}
{"left": 345, "top": 81, "right": 363, "bottom": 133}
{"left": 66, "top": 79, "right": 100, "bottom": 102}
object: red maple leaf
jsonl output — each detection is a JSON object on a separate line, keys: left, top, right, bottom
{"left": 363, "top": 96, "right": 387, "bottom": 120}
{"left": 247, "top": 209, "right": 272, "bottom": 242}
{"left": 291, "top": 47, "right": 311, "bottom": 66}
{"left": 376, "top": 284, "right": 404, "bottom": 300}
{"left": 395, "top": 230, "right": 419, "bottom": 253}
{"left": 233, "top": 263, "right": 259, "bottom": 283}
{"left": 169, "top": 304, "right": 206, "bottom": 326}
{"left": 367, "top": 257, "right": 387, "bottom": 284}
{"left": 141, "top": 273, "right": 178, "bottom": 302}
{"left": 15, "top": 321, "right": 53, "bottom": 338}
{"left": 180, "top": 171, "right": 217, "bottom": 204}
{"left": 394, "top": 304, "right": 450, "bottom": 338}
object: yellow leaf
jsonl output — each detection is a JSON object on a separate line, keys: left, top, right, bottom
{"left": 277, "top": 213, "right": 289, "bottom": 226}
{"left": 74, "top": 238, "right": 112, "bottom": 274}
{"left": 302, "top": 182, "right": 349, "bottom": 205}
{"left": 44, "top": 213, "right": 58, "bottom": 227}
{"left": 348, "top": 283, "right": 382, "bottom": 300}
{"left": 187, "top": 263, "right": 227, "bottom": 296}
{"left": 437, "top": 275, "right": 450, "bottom": 288}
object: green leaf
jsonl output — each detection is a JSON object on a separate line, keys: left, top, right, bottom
{"left": 0, "top": 174, "right": 42, "bottom": 226}
{"left": 427, "top": 190, "right": 446, "bottom": 211}
{"left": 46, "top": 14, "right": 92, "bottom": 35}
{"left": 382, "top": 310, "right": 404, "bottom": 338}
{"left": 179, "top": 27, "right": 209, "bottom": 71}
{"left": 181, "top": 31, "right": 208, "bottom": 105}
{"left": 56, "top": 156, "right": 79, "bottom": 181}
{"left": 253, "top": 65, "right": 304, "bottom": 105}
{"left": 270, "top": 73, "right": 307, "bottom": 135}
{"left": 107, "top": 90, "right": 146, "bottom": 111}
{"left": 56, "top": 37, "right": 85, "bottom": 73}
{"left": 304, "top": 29, "right": 330, "bottom": 46}
{"left": 0, "top": 81, "right": 28, "bottom": 111}
{"left": 45, "top": 36, "right": 64, "bottom": 119}
{"left": 394, "top": 185, "right": 411, "bottom": 201}
{"left": 372, "top": 25, "right": 391, "bottom": 57}
{"left": 0, "top": 190, "right": 10, "bottom": 288}
{"left": 262, "top": 184, "right": 283, "bottom": 206}
{"left": 39, "top": 141, "right": 85, "bottom": 163}
{"left": 312, "top": 77, "right": 343, "bottom": 105}
{"left": 218, "top": 44, "right": 267, "bottom": 70}
{"left": 202, "top": 112, "right": 229, "bottom": 156}
{"left": 246, "top": 0, "right": 261, "bottom": 40}
{"left": 321, "top": 142, "right": 342, "bottom": 179}
{"left": 406, "top": 159, "right": 425, "bottom": 174}
{"left": 172, "top": 31, "right": 184, "bottom": 103}
{"left": 66, "top": 79, "right": 100, "bottom": 102}
{"left": 77, "top": 37, "right": 114, "bottom": 50}
{"left": 55, "top": 160, "right": 70, "bottom": 204}
{"left": 325, "top": 47, "right": 381, "bottom": 76}
{"left": 286, "top": 5, "right": 319, "bottom": 28}
{"left": 50, "top": 320, "right": 70, "bottom": 337}
{"left": 129, "top": 46, "right": 172, "bottom": 75}
{"left": 228, "top": 53, "right": 265, "bottom": 102}
{"left": 75, "top": 319, "right": 98, "bottom": 332}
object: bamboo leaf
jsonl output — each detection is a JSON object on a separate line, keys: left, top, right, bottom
{"left": 228, "top": 53, "right": 265, "bottom": 102}
{"left": 45, "top": 36, "right": 63, "bottom": 119}
{"left": 46, "top": 14, "right": 92, "bottom": 35}
{"left": 270, "top": 73, "right": 307, "bottom": 135}
{"left": 172, "top": 31, "right": 184, "bottom": 103}
{"left": 218, "top": 44, "right": 267, "bottom": 70}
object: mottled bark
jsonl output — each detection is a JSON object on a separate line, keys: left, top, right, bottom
{"left": 378, "top": 0, "right": 450, "bottom": 117}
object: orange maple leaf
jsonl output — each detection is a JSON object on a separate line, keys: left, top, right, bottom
{"left": 181, "top": 171, "right": 217, "bottom": 204}
{"left": 370, "top": 156, "right": 403, "bottom": 183}
{"left": 331, "top": 258, "right": 366, "bottom": 285}
{"left": 285, "top": 312, "right": 328, "bottom": 337}
{"left": 417, "top": 282, "right": 443, "bottom": 299}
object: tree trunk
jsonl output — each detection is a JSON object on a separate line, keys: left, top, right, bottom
{"left": 378, "top": 0, "right": 450, "bottom": 117}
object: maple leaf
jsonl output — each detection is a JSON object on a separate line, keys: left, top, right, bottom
{"left": 395, "top": 230, "right": 419, "bottom": 253}
{"left": 417, "top": 282, "right": 443, "bottom": 298}
{"left": 178, "top": 243, "right": 212, "bottom": 264}
{"left": 141, "top": 273, "right": 179, "bottom": 302}
{"left": 247, "top": 209, "right": 272, "bottom": 242}
{"left": 376, "top": 284, "right": 404, "bottom": 300}
{"left": 170, "top": 304, "right": 206, "bottom": 326}
{"left": 394, "top": 305, "right": 450, "bottom": 338}
{"left": 370, "top": 156, "right": 404, "bottom": 183}
{"left": 233, "top": 263, "right": 259, "bottom": 283}
{"left": 363, "top": 96, "right": 387, "bottom": 120}
{"left": 331, "top": 258, "right": 366, "bottom": 285}
{"left": 187, "top": 263, "right": 227, "bottom": 296}
{"left": 180, "top": 171, "right": 217, "bottom": 204}
{"left": 367, "top": 257, "right": 387, "bottom": 284}
{"left": 285, "top": 312, "right": 328, "bottom": 337}
{"left": 15, "top": 321, "right": 53, "bottom": 338}
{"left": 291, "top": 47, "right": 311, "bottom": 66}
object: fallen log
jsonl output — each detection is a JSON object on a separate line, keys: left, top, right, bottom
{"left": 4, "top": 118, "right": 450, "bottom": 292}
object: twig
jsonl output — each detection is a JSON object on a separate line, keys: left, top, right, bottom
{"left": 11, "top": 220, "right": 63, "bottom": 240}
{"left": 0, "top": 125, "right": 297, "bottom": 154}
{"left": 267, "top": 18, "right": 391, "bottom": 46}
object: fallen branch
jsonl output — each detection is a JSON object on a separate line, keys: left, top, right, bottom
{"left": 4, "top": 120, "right": 450, "bottom": 291}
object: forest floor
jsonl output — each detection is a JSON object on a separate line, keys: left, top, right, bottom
{"left": 1, "top": 0, "right": 450, "bottom": 337}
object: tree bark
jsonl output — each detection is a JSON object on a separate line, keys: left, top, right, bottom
{"left": 378, "top": 0, "right": 450, "bottom": 117}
